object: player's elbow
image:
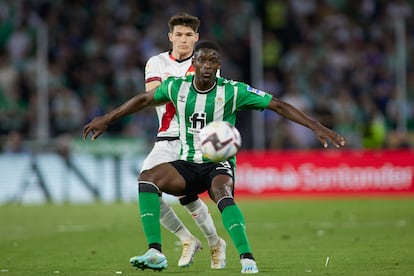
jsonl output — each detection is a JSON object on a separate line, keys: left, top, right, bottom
{"left": 137, "top": 93, "right": 156, "bottom": 108}
{"left": 269, "top": 97, "right": 286, "bottom": 114}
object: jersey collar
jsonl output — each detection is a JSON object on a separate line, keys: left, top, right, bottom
{"left": 192, "top": 77, "right": 217, "bottom": 94}
{"left": 169, "top": 50, "right": 194, "bottom": 63}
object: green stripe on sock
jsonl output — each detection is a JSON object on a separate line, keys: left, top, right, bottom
{"left": 221, "top": 204, "right": 252, "bottom": 255}
{"left": 139, "top": 192, "right": 161, "bottom": 244}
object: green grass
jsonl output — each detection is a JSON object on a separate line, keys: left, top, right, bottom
{"left": 1, "top": 198, "right": 414, "bottom": 275}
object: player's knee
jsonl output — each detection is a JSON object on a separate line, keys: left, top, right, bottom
{"left": 138, "top": 169, "right": 155, "bottom": 182}
{"left": 209, "top": 175, "right": 234, "bottom": 201}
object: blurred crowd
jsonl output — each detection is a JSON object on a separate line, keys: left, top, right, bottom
{"left": 0, "top": 0, "right": 413, "bottom": 153}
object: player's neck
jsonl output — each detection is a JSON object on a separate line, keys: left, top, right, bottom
{"left": 193, "top": 78, "right": 216, "bottom": 93}
{"left": 170, "top": 50, "right": 192, "bottom": 61}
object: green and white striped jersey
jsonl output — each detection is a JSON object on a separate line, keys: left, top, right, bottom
{"left": 154, "top": 75, "right": 272, "bottom": 163}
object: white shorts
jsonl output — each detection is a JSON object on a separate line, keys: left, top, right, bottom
{"left": 140, "top": 139, "right": 181, "bottom": 172}
{"left": 140, "top": 139, "right": 181, "bottom": 203}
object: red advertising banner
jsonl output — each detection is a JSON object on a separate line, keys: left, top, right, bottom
{"left": 234, "top": 150, "right": 414, "bottom": 196}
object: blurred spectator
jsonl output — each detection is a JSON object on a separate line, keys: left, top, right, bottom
{"left": 2, "top": 131, "right": 29, "bottom": 153}
{"left": 6, "top": 22, "right": 34, "bottom": 66}
{"left": 332, "top": 86, "right": 363, "bottom": 148}
{"left": 278, "top": 80, "right": 318, "bottom": 149}
{"left": 0, "top": 50, "right": 18, "bottom": 97}
{"left": 360, "top": 94, "right": 387, "bottom": 149}
{"left": 50, "top": 87, "right": 84, "bottom": 136}
{"left": 263, "top": 31, "right": 283, "bottom": 70}
{"left": 0, "top": 50, "right": 27, "bottom": 134}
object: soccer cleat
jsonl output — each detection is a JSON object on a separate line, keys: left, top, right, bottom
{"left": 178, "top": 237, "right": 203, "bottom": 267}
{"left": 210, "top": 238, "right": 226, "bottom": 269}
{"left": 240, "top": 258, "right": 259, "bottom": 274}
{"left": 129, "top": 248, "right": 168, "bottom": 271}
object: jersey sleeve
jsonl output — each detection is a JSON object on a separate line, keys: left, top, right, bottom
{"left": 236, "top": 82, "right": 273, "bottom": 111}
{"left": 145, "top": 55, "right": 162, "bottom": 83}
{"left": 153, "top": 77, "right": 172, "bottom": 102}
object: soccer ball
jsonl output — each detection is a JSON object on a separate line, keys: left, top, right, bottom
{"left": 199, "top": 121, "right": 242, "bottom": 162}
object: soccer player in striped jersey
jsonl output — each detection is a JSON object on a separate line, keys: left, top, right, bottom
{"left": 142, "top": 13, "right": 226, "bottom": 269}
{"left": 83, "top": 41, "right": 346, "bottom": 273}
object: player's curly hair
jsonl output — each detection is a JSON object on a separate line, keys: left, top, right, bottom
{"left": 168, "top": 12, "right": 200, "bottom": 32}
{"left": 195, "top": 40, "right": 221, "bottom": 54}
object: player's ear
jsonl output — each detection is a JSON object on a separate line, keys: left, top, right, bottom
{"left": 168, "top": 32, "right": 173, "bottom": 42}
{"left": 194, "top": 32, "right": 199, "bottom": 41}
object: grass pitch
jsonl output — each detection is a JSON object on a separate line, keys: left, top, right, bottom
{"left": 1, "top": 197, "right": 413, "bottom": 275}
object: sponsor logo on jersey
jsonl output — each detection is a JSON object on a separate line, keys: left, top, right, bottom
{"left": 178, "top": 95, "right": 186, "bottom": 102}
{"left": 188, "top": 112, "right": 206, "bottom": 135}
{"left": 247, "top": 86, "right": 266, "bottom": 97}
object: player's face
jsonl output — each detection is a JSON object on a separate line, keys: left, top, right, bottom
{"left": 168, "top": 25, "right": 199, "bottom": 60}
{"left": 193, "top": 49, "right": 221, "bottom": 84}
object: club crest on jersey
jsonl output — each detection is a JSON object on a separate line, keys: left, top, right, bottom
{"left": 247, "top": 86, "right": 266, "bottom": 97}
{"left": 215, "top": 97, "right": 224, "bottom": 106}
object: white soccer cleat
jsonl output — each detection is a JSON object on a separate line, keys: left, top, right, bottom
{"left": 210, "top": 238, "right": 226, "bottom": 269}
{"left": 240, "top": 258, "right": 259, "bottom": 274}
{"left": 178, "top": 237, "right": 203, "bottom": 267}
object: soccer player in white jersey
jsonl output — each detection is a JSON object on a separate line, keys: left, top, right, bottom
{"left": 141, "top": 13, "right": 225, "bottom": 269}
{"left": 83, "top": 41, "right": 346, "bottom": 273}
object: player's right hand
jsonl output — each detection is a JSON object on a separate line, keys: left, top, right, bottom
{"left": 83, "top": 116, "right": 109, "bottom": 141}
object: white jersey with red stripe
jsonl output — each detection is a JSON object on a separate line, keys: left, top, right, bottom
{"left": 145, "top": 51, "right": 194, "bottom": 138}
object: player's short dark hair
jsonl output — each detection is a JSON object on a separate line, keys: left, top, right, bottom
{"left": 168, "top": 12, "right": 200, "bottom": 32}
{"left": 194, "top": 40, "right": 221, "bottom": 54}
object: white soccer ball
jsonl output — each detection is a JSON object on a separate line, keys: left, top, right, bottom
{"left": 199, "top": 121, "right": 242, "bottom": 162}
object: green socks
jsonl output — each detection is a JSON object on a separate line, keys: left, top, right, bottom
{"left": 221, "top": 204, "right": 252, "bottom": 255}
{"left": 139, "top": 192, "right": 161, "bottom": 244}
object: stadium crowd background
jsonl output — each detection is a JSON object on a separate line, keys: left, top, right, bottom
{"left": 1, "top": 0, "right": 413, "bottom": 153}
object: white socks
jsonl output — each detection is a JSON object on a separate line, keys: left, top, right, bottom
{"left": 159, "top": 197, "right": 219, "bottom": 246}
{"left": 159, "top": 197, "right": 193, "bottom": 242}
{"left": 184, "top": 198, "right": 219, "bottom": 247}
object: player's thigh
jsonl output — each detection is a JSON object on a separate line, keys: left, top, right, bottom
{"left": 140, "top": 140, "right": 180, "bottom": 171}
{"left": 139, "top": 163, "right": 186, "bottom": 196}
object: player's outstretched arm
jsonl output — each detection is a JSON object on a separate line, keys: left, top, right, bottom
{"left": 267, "top": 97, "right": 346, "bottom": 148}
{"left": 83, "top": 89, "right": 157, "bottom": 141}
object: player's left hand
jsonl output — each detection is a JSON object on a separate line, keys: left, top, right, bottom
{"left": 313, "top": 122, "right": 346, "bottom": 148}
{"left": 83, "top": 116, "right": 109, "bottom": 141}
